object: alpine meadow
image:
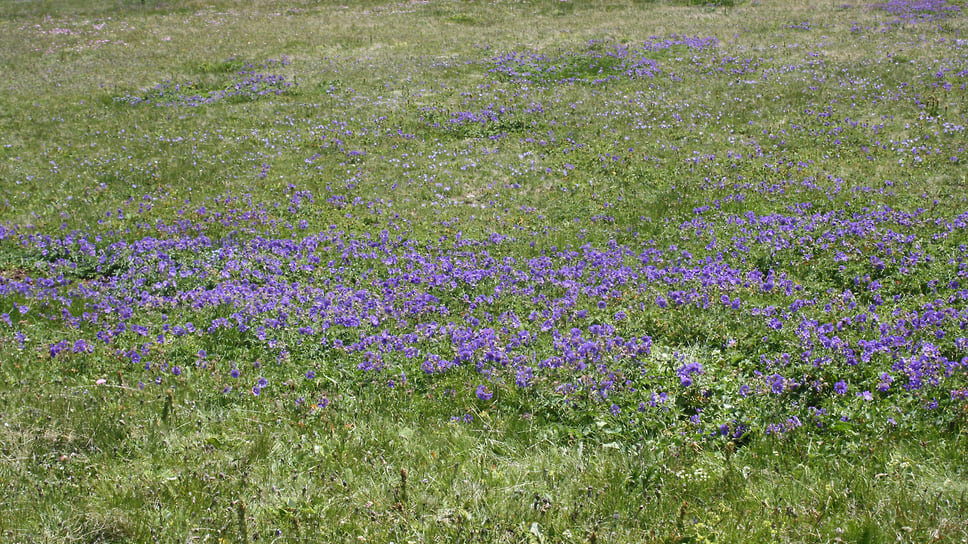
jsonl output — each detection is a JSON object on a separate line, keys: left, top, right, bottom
{"left": 1, "top": 0, "right": 968, "bottom": 542}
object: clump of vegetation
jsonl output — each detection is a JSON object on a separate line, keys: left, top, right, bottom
{"left": 116, "top": 57, "right": 295, "bottom": 106}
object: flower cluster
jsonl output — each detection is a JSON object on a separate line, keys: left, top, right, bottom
{"left": 868, "top": 0, "right": 961, "bottom": 24}
{"left": 488, "top": 36, "right": 717, "bottom": 85}
{"left": 118, "top": 58, "right": 295, "bottom": 107}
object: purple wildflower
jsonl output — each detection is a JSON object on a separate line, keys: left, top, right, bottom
{"left": 475, "top": 385, "right": 494, "bottom": 401}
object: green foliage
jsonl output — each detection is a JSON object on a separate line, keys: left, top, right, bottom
{"left": 2, "top": 0, "right": 968, "bottom": 541}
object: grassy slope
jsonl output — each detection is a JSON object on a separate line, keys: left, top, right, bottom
{"left": 1, "top": 0, "right": 967, "bottom": 542}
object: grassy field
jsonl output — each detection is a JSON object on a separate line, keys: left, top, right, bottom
{"left": 1, "top": 0, "right": 968, "bottom": 541}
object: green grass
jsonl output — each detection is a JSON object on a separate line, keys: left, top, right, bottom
{"left": 1, "top": 378, "right": 965, "bottom": 542}
{"left": 1, "top": 0, "right": 968, "bottom": 541}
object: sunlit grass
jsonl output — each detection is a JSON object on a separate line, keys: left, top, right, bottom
{"left": 1, "top": 0, "right": 968, "bottom": 541}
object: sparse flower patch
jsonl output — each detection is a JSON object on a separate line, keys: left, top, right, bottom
{"left": 117, "top": 58, "right": 295, "bottom": 107}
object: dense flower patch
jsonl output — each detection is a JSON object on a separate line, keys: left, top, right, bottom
{"left": 868, "top": 0, "right": 961, "bottom": 24}
{"left": 2, "top": 182, "right": 966, "bottom": 439}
